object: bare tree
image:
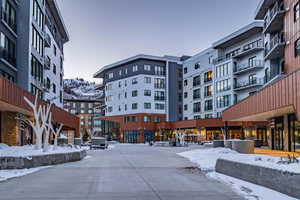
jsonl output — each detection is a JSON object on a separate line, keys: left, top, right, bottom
{"left": 50, "top": 123, "right": 64, "bottom": 150}
{"left": 41, "top": 104, "right": 52, "bottom": 152}
{"left": 24, "top": 95, "right": 44, "bottom": 150}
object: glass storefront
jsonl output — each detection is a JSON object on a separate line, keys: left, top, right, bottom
{"left": 289, "top": 114, "right": 300, "bottom": 152}
{"left": 124, "top": 130, "right": 139, "bottom": 143}
{"left": 257, "top": 128, "right": 268, "bottom": 146}
{"left": 271, "top": 117, "right": 284, "bottom": 151}
{"left": 144, "top": 131, "right": 154, "bottom": 143}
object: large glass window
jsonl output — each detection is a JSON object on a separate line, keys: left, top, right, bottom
{"left": 204, "top": 71, "right": 212, "bottom": 83}
{"left": 193, "top": 89, "right": 201, "bottom": 100}
{"left": 33, "top": 0, "right": 44, "bottom": 29}
{"left": 193, "top": 75, "right": 201, "bottom": 87}
{"left": 31, "top": 55, "right": 43, "bottom": 83}
{"left": 154, "top": 78, "right": 165, "bottom": 89}
{"left": 216, "top": 95, "right": 231, "bottom": 108}
{"left": 2, "top": 0, "right": 16, "bottom": 32}
{"left": 193, "top": 102, "right": 201, "bottom": 113}
{"left": 295, "top": 2, "right": 300, "bottom": 21}
{"left": 0, "top": 32, "right": 16, "bottom": 66}
{"left": 154, "top": 91, "right": 165, "bottom": 101}
{"left": 295, "top": 38, "right": 300, "bottom": 56}
{"left": 32, "top": 26, "right": 44, "bottom": 56}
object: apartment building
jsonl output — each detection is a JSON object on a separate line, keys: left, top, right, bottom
{"left": 93, "top": 54, "right": 188, "bottom": 143}
{"left": 223, "top": 0, "right": 300, "bottom": 153}
{"left": 182, "top": 48, "right": 216, "bottom": 120}
{"left": 0, "top": 0, "right": 68, "bottom": 108}
{"left": 182, "top": 21, "right": 265, "bottom": 120}
{"left": 0, "top": 0, "right": 78, "bottom": 146}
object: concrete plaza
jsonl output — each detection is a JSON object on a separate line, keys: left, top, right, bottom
{"left": 0, "top": 144, "right": 244, "bottom": 200}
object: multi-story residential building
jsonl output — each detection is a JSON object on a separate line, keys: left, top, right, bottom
{"left": 212, "top": 21, "right": 265, "bottom": 117}
{"left": 182, "top": 48, "right": 216, "bottom": 120}
{"left": 93, "top": 54, "right": 188, "bottom": 143}
{"left": 223, "top": 0, "right": 300, "bottom": 153}
{"left": 0, "top": 0, "right": 78, "bottom": 146}
{"left": 0, "top": 0, "right": 68, "bottom": 108}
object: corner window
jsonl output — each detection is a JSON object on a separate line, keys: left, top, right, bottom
{"left": 184, "top": 67, "right": 187, "bottom": 74}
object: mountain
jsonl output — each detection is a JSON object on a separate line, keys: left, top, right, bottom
{"left": 63, "top": 78, "right": 101, "bottom": 100}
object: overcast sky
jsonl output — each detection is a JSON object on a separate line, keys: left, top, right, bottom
{"left": 57, "top": 0, "right": 261, "bottom": 82}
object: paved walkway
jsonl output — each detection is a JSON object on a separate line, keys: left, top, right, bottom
{"left": 0, "top": 144, "right": 244, "bottom": 200}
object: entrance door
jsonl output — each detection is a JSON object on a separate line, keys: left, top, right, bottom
{"left": 272, "top": 117, "right": 284, "bottom": 150}
{"left": 257, "top": 128, "right": 268, "bottom": 146}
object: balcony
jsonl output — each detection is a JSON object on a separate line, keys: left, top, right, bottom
{"left": 233, "top": 60, "right": 264, "bottom": 75}
{"left": 234, "top": 77, "right": 264, "bottom": 91}
{"left": 1, "top": 7, "right": 17, "bottom": 33}
{"left": 232, "top": 40, "right": 264, "bottom": 58}
{"left": 213, "top": 56, "right": 232, "bottom": 65}
{"left": 154, "top": 96, "right": 165, "bottom": 101}
{"left": 264, "top": 33, "right": 285, "bottom": 60}
{"left": 44, "top": 32, "right": 51, "bottom": 48}
{"left": 264, "top": 1, "right": 284, "bottom": 34}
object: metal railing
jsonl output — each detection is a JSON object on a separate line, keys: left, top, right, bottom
{"left": 264, "top": 32, "right": 285, "bottom": 56}
{"left": 1, "top": 7, "right": 17, "bottom": 33}
{"left": 1, "top": 48, "right": 16, "bottom": 67}
{"left": 234, "top": 60, "right": 264, "bottom": 73}
{"left": 213, "top": 55, "right": 231, "bottom": 65}
{"left": 44, "top": 32, "right": 51, "bottom": 47}
{"left": 234, "top": 77, "right": 264, "bottom": 89}
{"left": 264, "top": 1, "right": 284, "bottom": 29}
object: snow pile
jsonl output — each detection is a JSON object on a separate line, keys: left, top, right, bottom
{"left": 178, "top": 147, "right": 237, "bottom": 171}
{"left": 178, "top": 147, "right": 300, "bottom": 173}
{"left": 207, "top": 172, "right": 297, "bottom": 200}
{"left": 64, "top": 78, "right": 101, "bottom": 100}
{"left": 0, "top": 143, "right": 9, "bottom": 149}
{"left": 0, "top": 145, "right": 85, "bottom": 158}
{"left": 0, "top": 167, "right": 49, "bottom": 182}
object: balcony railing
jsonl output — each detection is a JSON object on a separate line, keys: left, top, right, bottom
{"left": 193, "top": 81, "right": 201, "bottom": 87}
{"left": 1, "top": 48, "right": 16, "bottom": 67}
{"left": 44, "top": 57, "right": 51, "bottom": 70}
{"left": 44, "top": 32, "right": 51, "bottom": 47}
{"left": 213, "top": 55, "right": 232, "bottom": 65}
{"left": 234, "top": 77, "right": 264, "bottom": 90}
{"left": 233, "top": 60, "right": 264, "bottom": 74}
{"left": 233, "top": 40, "right": 264, "bottom": 58}
{"left": 264, "top": 1, "right": 284, "bottom": 31}
{"left": 154, "top": 84, "right": 165, "bottom": 89}
{"left": 264, "top": 32, "right": 285, "bottom": 57}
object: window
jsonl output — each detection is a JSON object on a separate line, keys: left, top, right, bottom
{"left": 107, "top": 106, "right": 113, "bottom": 112}
{"left": 216, "top": 63, "right": 230, "bottom": 78}
{"left": 133, "top": 65, "right": 138, "bottom": 72}
{"left": 155, "top": 66, "right": 165, "bottom": 76}
{"left": 194, "top": 115, "right": 201, "bottom": 120}
{"left": 204, "top": 99, "right": 213, "bottom": 111}
{"left": 144, "top": 77, "right": 151, "bottom": 84}
{"left": 193, "top": 102, "right": 201, "bottom": 113}
{"left": 155, "top": 103, "right": 165, "bottom": 110}
{"left": 3, "top": 0, "right": 16, "bottom": 32}
{"left": 52, "top": 83, "right": 56, "bottom": 94}
{"left": 32, "top": 26, "right": 43, "bottom": 56}
{"left": 184, "top": 104, "right": 188, "bottom": 111}
{"left": 184, "top": 92, "right": 188, "bottom": 98}
{"left": 32, "top": 0, "right": 43, "bottom": 28}
{"left": 0, "top": 32, "right": 16, "bottom": 66}
{"left": 1, "top": 70, "right": 14, "bottom": 82}
{"left": 31, "top": 55, "right": 43, "bottom": 83}
{"left": 193, "top": 75, "right": 201, "bottom": 87}
{"left": 144, "top": 103, "right": 151, "bottom": 109}
{"left": 108, "top": 72, "right": 113, "bottom": 79}
{"left": 60, "top": 74, "right": 63, "bottom": 86}
{"left": 248, "top": 56, "right": 256, "bottom": 66}
{"left": 144, "top": 116, "right": 151, "bottom": 122}
{"left": 53, "top": 64, "right": 56, "bottom": 74}
{"left": 125, "top": 80, "right": 127, "bottom": 87}
{"left": 204, "top": 71, "right": 212, "bottom": 83}
{"left": 193, "top": 89, "right": 201, "bottom": 100}
{"left": 154, "top": 116, "right": 161, "bottom": 122}
{"left": 46, "top": 77, "right": 50, "bottom": 89}
{"left": 132, "top": 103, "right": 138, "bottom": 110}
{"left": 216, "top": 79, "right": 231, "bottom": 93}
{"left": 132, "top": 90, "right": 138, "bottom": 97}
{"left": 125, "top": 68, "right": 128, "bottom": 74}
{"left": 60, "top": 91, "right": 62, "bottom": 103}
{"left": 118, "top": 81, "right": 121, "bottom": 88}
{"left": 154, "top": 91, "right": 165, "bottom": 101}
{"left": 184, "top": 67, "right": 188, "bottom": 74}
{"left": 124, "top": 92, "right": 127, "bottom": 98}
{"left": 154, "top": 78, "right": 165, "bottom": 89}
{"left": 209, "top": 56, "right": 213, "bottom": 64}
{"left": 184, "top": 80, "right": 188, "bottom": 86}
{"left": 295, "top": 2, "right": 300, "bottom": 21}
{"left": 119, "top": 70, "right": 122, "bottom": 76}
{"left": 205, "top": 114, "right": 213, "bottom": 119}
{"left": 216, "top": 95, "right": 231, "bottom": 108}
{"left": 194, "top": 63, "right": 200, "bottom": 69}
{"left": 144, "top": 90, "right": 151, "bottom": 96}
{"left": 53, "top": 45, "right": 57, "bottom": 56}
{"left": 31, "top": 84, "right": 43, "bottom": 99}
{"left": 204, "top": 85, "right": 212, "bottom": 97}
{"left": 132, "top": 78, "right": 138, "bottom": 84}
{"left": 144, "top": 65, "right": 151, "bottom": 71}
{"left": 124, "top": 104, "right": 127, "bottom": 111}
{"left": 295, "top": 38, "right": 300, "bottom": 56}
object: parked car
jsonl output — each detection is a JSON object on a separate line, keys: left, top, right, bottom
{"left": 90, "top": 137, "right": 108, "bottom": 149}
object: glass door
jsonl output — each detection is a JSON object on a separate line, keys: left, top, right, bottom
{"left": 272, "top": 117, "right": 284, "bottom": 150}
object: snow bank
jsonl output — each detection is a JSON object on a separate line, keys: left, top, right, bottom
{"left": 0, "top": 166, "right": 49, "bottom": 182}
{"left": 207, "top": 172, "right": 297, "bottom": 200}
{"left": 178, "top": 147, "right": 300, "bottom": 173}
{"left": 0, "top": 145, "right": 85, "bottom": 158}
{"left": 0, "top": 143, "right": 9, "bottom": 149}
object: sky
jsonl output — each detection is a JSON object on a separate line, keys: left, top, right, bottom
{"left": 57, "top": 0, "right": 261, "bottom": 82}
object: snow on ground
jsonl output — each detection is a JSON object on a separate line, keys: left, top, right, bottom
{"left": 207, "top": 172, "right": 297, "bottom": 200}
{"left": 178, "top": 147, "right": 300, "bottom": 173}
{"left": 0, "top": 145, "right": 85, "bottom": 158}
{"left": 178, "top": 147, "right": 299, "bottom": 200}
{"left": 0, "top": 166, "right": 49, "bottom": 182}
